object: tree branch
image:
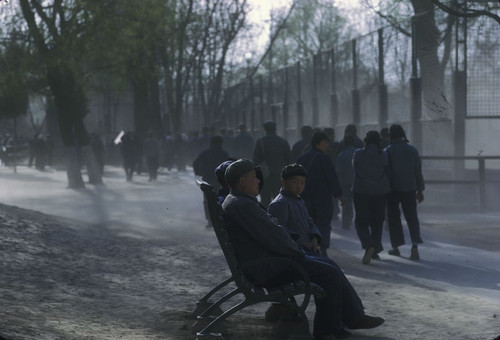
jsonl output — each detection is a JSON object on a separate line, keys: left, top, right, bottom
{"left": 432, "top": 0, "right": 500, "bottom": 25}
{"left": 248, "top": 0, "right": 297, "bottom": 79}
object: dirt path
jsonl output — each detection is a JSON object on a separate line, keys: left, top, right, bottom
{"left": 0, "top": 166, "right": 499, "bottom": 339}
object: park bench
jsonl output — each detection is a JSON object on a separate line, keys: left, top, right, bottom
{"left": 193, "top": 180, "right": 325, "bottom": 339}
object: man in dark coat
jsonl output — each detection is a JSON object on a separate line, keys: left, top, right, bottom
{"left": 253, "top": 120, "right": 291, "bottom": 207}
{"left": 143, "top": 130, "right": 161, "bottom": 181}
{"left": 291, "top": 125, "right": 313, "bottom": 161}
{"left": 222, "top": 159, "right": 384, "bottom": 340}
{"left": 232, "top": 123, "right": 254, "bottom": 159}
{"left": 297, "top": 132, "right": 344, "bottom": 257}
{"left": 193, "top": 135, "right": 229, "bottom": 190}
{"left": 120, "top": 131, "right": 136, "bottom": 181}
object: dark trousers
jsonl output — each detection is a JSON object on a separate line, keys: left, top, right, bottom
{"left": 353, "top": 193, "right": 386, "bottom": 253}
{"left": 304, "top": 198, "right": 334, "bottom": 249}
{"left": 262, "top": 255, "right": 364, "bottom": 336}
{"left": 387, "top": 191, "right": 423, "bottom": 248}
{"left": 146, "top": 156, "right": 159, "bottom": 180}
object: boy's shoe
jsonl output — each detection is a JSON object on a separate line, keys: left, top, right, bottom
{"left": 349, "top": 315, "right": 385, "bottom": 329}
{"left": 410, "top": 245, "right": 420, "bottom": 260}
{"left": 362, "top": 247, "right": 375, "bottom": 265}
{"left": 372, "top": 253, "right": 381, "bottom": 260}
{"left": 334, "top": 328, "right": 352, "bottom": 339}
{"left": 388, "top": 248, "right": 400, "bottom": 256}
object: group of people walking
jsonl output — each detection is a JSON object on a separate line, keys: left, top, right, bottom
{"left": 193, "top": 120, "right": 425, "bottom": 263}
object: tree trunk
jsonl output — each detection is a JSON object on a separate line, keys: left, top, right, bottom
{"left": 48, "top": 68, "right": 102, "bottom": 188}
{"left": 148, "top": 78, "right": 162, "bottom": 136}
{"left": 133, "top": 78, "right": 150, "bottom": 136}
{"left": 410, "top": 0, "right": 451, "bottom": 120}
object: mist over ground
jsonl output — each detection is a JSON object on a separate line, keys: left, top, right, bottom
{"left": 0, "top": 165, "right": 499, "bottom": 340}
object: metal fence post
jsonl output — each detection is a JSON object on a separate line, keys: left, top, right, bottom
{"left": 312, "top": 55, "right": 319, "bottom": 127}
{"left": 378, "top": 28, "right": 388, "bottom": 129}
{"left": 284, "top": 67, "right": 289, "bottom": 140}
{"left": 259, "top": 75, "right": 264, "bottom": 131}
{"left": 478, "top": 157, "right": 485, "bottom": 211}
{"left": 410, "top": 16, "right": 422, "bottom": 151}
{"left": 352, "top": 39, "right": 360, "bottom": 126}
{"left": 296, "top": 61, "right": 304, "bottom": 133}
{"left": 250, "top": 77, "right": 255, "bottom": 133}
{"left": 330, "top": 48, "right": 338, "bottom": 129}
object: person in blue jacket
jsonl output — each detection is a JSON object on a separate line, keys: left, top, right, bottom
{"left": 297, "top": 132, "right": 344, "bottom": 257}
{"left": 384, "top": 124, "right": 425, "bottom": 260}
{"left": 352, "top": 131, "right": 390, "bottom": 264}
{"left": 268, "top": 164, "right": 323, "bottom": 256}
{"left": 336, "top": 135, "right": 357, "bottom": 230}
{"left": 222, "top": 159, "right": 384, "bottom": 340}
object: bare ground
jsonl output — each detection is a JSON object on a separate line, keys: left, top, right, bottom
{"left": 0, "top": 166, "right": 499, "bottom": 340}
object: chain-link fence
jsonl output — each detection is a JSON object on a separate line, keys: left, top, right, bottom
{"left": 218, "top": 16, "right": 500, "bottom": 161}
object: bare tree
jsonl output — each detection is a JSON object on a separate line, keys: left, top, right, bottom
{"left": 19, "top": 0, "right": 102, "bottom": 188}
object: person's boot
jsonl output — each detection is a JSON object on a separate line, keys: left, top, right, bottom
{"left": 388, "top": 247, "right": 400, "bottom": 256}
{"left": 362, "top": 247, "right": 375, "bottom": 265}
{"left": 410, "top": 245, "right": 420, "bottom": 260}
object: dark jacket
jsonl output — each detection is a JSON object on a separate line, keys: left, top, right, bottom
{"left": 384, "top": 139, "right": 425, "bottom": 192}
{"left": 352, "top": 144, "right": 390, "bottom": 195}
{"left": 336, "top": 145, "right": 356, "bottom": 187}
{"left": 193, "top": 146, "right": 229, "bottom": 187}
{"left": 232, "top": 132, "right": 254, "bottom": 159}
{"left": 268, "top": 189, "right": 322, "bottom": 247}
{"left": 297, "top": 147, "right": 343, "bottom": 202}
{"left": 253, "top": 133, "right": 291, "bottom": 176}
{"left": 222, "top": 190, "right": 304, "bottom": 284}
{"left": 291, "top": 138, "right": 311, "bottom": 161}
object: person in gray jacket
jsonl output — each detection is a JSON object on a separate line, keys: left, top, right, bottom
{"left": 352, "top": 131, "right": 390, "bottom": 264}
{"left": 384, "top": 124, "right": 425, "bottom": 260}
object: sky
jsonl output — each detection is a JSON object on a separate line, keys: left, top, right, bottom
{"left": 245, "top": 0, "right": 371, "bottom": 53}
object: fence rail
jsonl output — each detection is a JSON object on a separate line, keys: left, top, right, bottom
{"left": 421, "top": 155, "right": 500, "bottom": 211}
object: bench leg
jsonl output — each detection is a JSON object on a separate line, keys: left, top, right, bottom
{"left": 197, "top": 299, "right": 252, "bottom": 336}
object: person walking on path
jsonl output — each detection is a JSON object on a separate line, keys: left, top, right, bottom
{"left": 222, "top": 159, "right": 384, "bottom": 340}
{"left": 291, "top": 125, "right": 313, "bottom": 161}
{"left": 253, "top": 120, "right": 291, "bottom": 207}
{"left": 352, "top": 131, "right": 390, "bottom": 264}
{"left": 342, "top": 124, "right": 364, "bottom": 150}
{"left": 143, "top": 131, "right": 161, "bottom": 182}
{"left": 335, "top": 135, "right": 357, "bottom": 230}
{"left": 232, "top": 123, "right": 254, "bottom": 159}
{"left": 120, "top": 131, "right": 137, "bottom": 181}
{"left": 193, "top": 136, "right": 230, "bottom": 228}
{"left": 193, "top": 136, "right": 229, "bottom": 190}
{"left": 297, "top": 131, "right": 344, "bottom": 257}
{"left": 384, "top": 124, "right": 425, "bottom": 260}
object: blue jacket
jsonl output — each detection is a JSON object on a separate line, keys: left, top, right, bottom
{"left": 384, "top": 139, "right": 425, "bottom": 192}
{"left": 297, "top": 147, "right": 343, "bottom": 202}
{"left": 352, "top": 144, "right": 390, "bottom": 195}
{"left": 222, "top": 190, "right": 304, "bottom": 284}
{"left": 268, "top": 189, "right": 323, "bottom": 247}
{"left": 336, "top": 145, "right": 356, "bottom": 187}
